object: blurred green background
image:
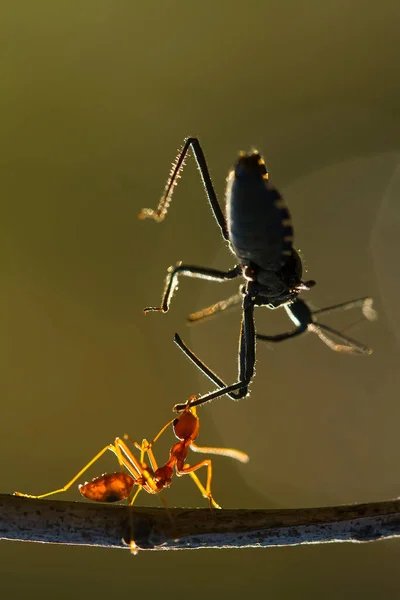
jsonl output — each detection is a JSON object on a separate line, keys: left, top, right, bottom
{"left": 1, "top": 1, "right": 400, "bottom": 598}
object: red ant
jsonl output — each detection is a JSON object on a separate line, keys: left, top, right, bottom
{"left": 15, "top": 396, "right": 249, "bottom": 553}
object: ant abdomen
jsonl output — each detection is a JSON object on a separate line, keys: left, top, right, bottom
{"left": 79, "top": 472, "right": 135, "bottom": 503}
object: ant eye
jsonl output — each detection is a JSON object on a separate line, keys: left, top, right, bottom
{"left": 173, "top": 418, "right": 179, "bottom": 427}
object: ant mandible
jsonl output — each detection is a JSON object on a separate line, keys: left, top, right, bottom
{"left": 140, "top": 137, "right": 375, "bottom": 405}
{"left": 15, "top": 396, "right": 249, "bottom": 553}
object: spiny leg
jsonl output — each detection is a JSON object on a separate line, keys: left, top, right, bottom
{"left": 173, "top": 300, "right": 256, "bottom": 410}
{"left": 174, "top": 374, "right": 258, "bottom": 411}
{"left": 176, "top": 295, "right": 255, "bottom": 402}
{"left": 139, "top": 137, "right": 229, "bottom": 240}
{"left": 144, "top": 263, "right": 241, "bottom": 313}
{"left": 232, "top": 294, "right": 256, "bottom": 399}
{"left": 174, "top": 331, "right": 229, "bottom": 390}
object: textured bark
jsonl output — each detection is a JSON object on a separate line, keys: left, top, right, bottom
{"left": 1, "top": 494, "right": 399, "bottom": 552}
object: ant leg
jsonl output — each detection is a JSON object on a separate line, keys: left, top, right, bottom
{"left": 144, "top": 263, "right": 241, "bottom": 313}
{"left": 190, "top": 442, "right": 249, "bottom": 464}
{"left": 309, "top": 323, "right": 373, "bottom": 355}
{"left": 115, "top": 439, "right": 160, "bottom": 494}
{"left": 118, "top": 447, "right": 144, "bottom": 556}
{"left": 188, "top": 291, "right": 242, "bottom": 323}
{"left": 125, "top": 486, "right": 143, "bottom": 555}
{"left": 134, "top": 438, "right": 160, "bottom": 471}
{"left": 14, "top": 442, "right": 126, "bottom": 499}
{"left": 126, "top": 413, "right": 175, "bottom": 463}
{"left": 126, "top": 434, "right": 177, "bottom": 539}
{"left": 139, "top": 137, "right": 229, "bottom": 240}
{"left": 188, "top": 470, "right": 220, "bottom": 510}
{"left": 178, "top": 460, "right": 221, "bottom": 509}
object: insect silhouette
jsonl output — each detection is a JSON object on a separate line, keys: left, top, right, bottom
{"left": 139, "top": 137, "right": 374, "bottom": 404}
{"left": 15, "top": 395, "right": 249, "bottom": 553}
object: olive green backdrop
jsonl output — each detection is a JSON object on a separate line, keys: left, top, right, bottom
{"left": 1, "top": 1, "right": 400, "bottom": 598}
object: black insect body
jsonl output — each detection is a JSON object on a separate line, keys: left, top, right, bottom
{"left": 226, "top": 152, "right": 305, "bottom": 308}
{"left": 140, "top": 137, "right": 374, "bottom": 408}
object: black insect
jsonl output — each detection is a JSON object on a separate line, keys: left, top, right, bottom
{"left": 140, "top": 137, "right": 374, "bottom": 407}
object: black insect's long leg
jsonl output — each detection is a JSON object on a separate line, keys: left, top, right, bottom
{"left": 144, "top": 264, "right": 241, "bottom": 313}
{"left": 174, "top": 378, "right": 257, "bottom": 412}
{"left": 257, "top": 320, "right": 372, "bottom": 353}
{"left": 310, "top": 323, "right": 373, "bottom": 354}
{"left": 139, "top": 137, "right": 229, "bottom": 240}
{"left": 236, "top": 295, "right": 256, "bottom": 398}
{"left": 174, "top": 296, "right": 256, "bottom": 405}
{"left": 257, "top": 321, "right": 372, "bottom": 353}
{"left": 188, "top": 291, "right": 243, "bottom": 323}
{"left": 256, "top": 328, "right": 305, "bottom": 343}
{"left": 311, "top": 297, "right": 374, "bottom": 318}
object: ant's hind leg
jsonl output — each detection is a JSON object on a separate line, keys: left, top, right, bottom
{"left": 14, "top": 444, "right": 116, "bottom": 499}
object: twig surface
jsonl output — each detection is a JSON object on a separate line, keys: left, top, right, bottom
{"left": 1, "top": 494, "right": 399, "bottom": 552}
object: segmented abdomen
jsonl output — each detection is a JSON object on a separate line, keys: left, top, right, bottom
{"left": 226, "top": 175, "right": 294, "bottom": 270}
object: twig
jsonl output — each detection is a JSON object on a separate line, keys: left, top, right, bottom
{"left": 1, "top": 494, "right": 400, "bottom": 552}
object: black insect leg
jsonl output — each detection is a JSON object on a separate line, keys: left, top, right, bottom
{"left": 144, "top": 264, "right": 241, "bottom": 313}
{"left": 235, "top": 294, "right": 256, "bottom": 399}
{"left": 186, "top": 138, "right": 230, "bottom": 240}
{"left": 173, "top": 295, "right": 256, "bottom": 405}
{"left": 256, "top": 328, "right": 306, "bottom": 343}
{"left": 139, "top": 137, "right": 229, "bottom": 240}
{"left": 256, "top": 299, "right": 308, "bottom": 343}
{"left": 187, "top": 291, "right": 243, "bottom": 323}
{"left": 309, "top": 323, "right": 373, "bottom": 355}
{"left": 173, "top": 378, "right": 258, "bottom": 412}
{"left": 311, "top": 297, "right": 375, "bottom": 319}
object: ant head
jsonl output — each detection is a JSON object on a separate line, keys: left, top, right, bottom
{"left": 172, "top": 396, "right": 200, "bottom": 442}
{"left": 233, "top": 151, "right": 268, "bottom": 180}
